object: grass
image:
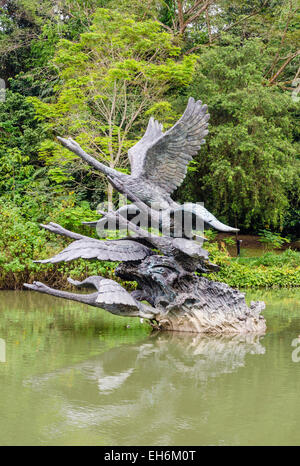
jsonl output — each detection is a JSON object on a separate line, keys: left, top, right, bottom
{"left": 233, "top": 248, "right": 300, "bottom": 268}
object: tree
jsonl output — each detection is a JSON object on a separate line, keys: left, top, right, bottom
{"left": 0, "top": 91, "right": 46, "bottom": 197}
{"left": 0, "top": 0, "right": 109, "bottom": 93}
{"left": 157, "top": 0, "right": 214, "bottom": 35}
{"left": 175, "top": 37, "right": 299, "bottom": 231}
{"left": 30, "top": 8, "right": 197, "bottom": 208}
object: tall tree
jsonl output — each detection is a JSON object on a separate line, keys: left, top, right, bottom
{"left": 30, "top": 8, "right": 197, "bottom": 208}
{"left": 175, "top": 37, "right": 299, "bottom": 231}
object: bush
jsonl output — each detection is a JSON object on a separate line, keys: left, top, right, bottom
{"left": 258, "top": 229, "right": 290, "bottom": 250}
{"left": 205, "top": 262, "right": 300, "bottom": 288}
{"left": 0, "top": 200, "right": 298, "bottom": 290}
{"left": 234, "top": 249, "right": 300, "bottom": 268}
{"left": 0, "top": 199, "right": 121, "bottom": 289}
{"left": 204, "top": 243, "right": 300, "bottom": 288}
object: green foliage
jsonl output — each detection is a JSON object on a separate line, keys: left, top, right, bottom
{"left": 258, "top": 229, "right": 290, "bottom": 250}
{"left": 204, "top": 229, "right": 218, "bottom": 242}
{"left": 206, "top": 260, "right": 300, "bottom": 289}
{"left": 0, "top": 91, "right": 47, "bottom": 195}
{"left": 175, "top": 38, "right": 299, "bottom": 231}
{"left": 235, "top": 249, "right": 300, "bottom": 268}
{"left": 0, "top": 0, "right": 299, "bottom": 291}
{"left": 223, "top": 236, "right": 236, "bottom": 246}
{"left": 27, "top": 7, "right": 197, "bottom": 207}
{"left": 204, "top": 242, "right": 300, "bottom": 288}
{"left": 0, "top": 0, "right": 108, "bottom": 82}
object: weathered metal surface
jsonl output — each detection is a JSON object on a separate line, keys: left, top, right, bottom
{"left": 58, "top": 97, "right": 238, "bottom": 234}
{"left": 24, "top": 98, "right": 265, "bottom": 334}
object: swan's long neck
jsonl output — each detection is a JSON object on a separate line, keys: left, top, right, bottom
{"left": 43, "top": 288, "right": 98, "bottom": 305}
{"left": 57, "top": 137, "right": 123, "bottom": 179}
{"left": 24, "top": 283, "right": 98, "bottom": 306}
{"left": 76, "top": 151, "right": 119, "bottom": 178}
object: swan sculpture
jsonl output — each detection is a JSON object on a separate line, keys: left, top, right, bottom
{"left": 24, "top": 97, "right": 265, "bottom": 334}
{"left": 58, "top": 97, "right": 238, "bottom": 237}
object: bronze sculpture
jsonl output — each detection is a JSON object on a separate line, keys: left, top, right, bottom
{"left": 24, "top": 98, "right": 266, "bottom": 334}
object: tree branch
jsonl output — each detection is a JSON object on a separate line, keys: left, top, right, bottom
{"left": 182, "top": 1, "right": 212, "bottom": 31}
{"left": 264, "top": 1, "right": 299, "bottom": 78}
{"left": 269, "top": 50, "right": 300, "bottom": 84}
{"left": 177, "top": 1, "right": 185, "bottom": 34}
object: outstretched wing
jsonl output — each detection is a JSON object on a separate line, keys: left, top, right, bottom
{"left": 68, "top": 276, "right": 140, "bottom": 312}
{"left": 138, "top": 97, "right": 209, "bottom": 194}
{"left": 25, "top": 276, "right": 157, "bottom": 318}
{"left": 68, "top": 276, "right": 157, "bottom": 318}
{"left": 128, "top": 117, "right": 163, "bottom": 175}
{"left": 35, "top": 238, "right": 152, "bottom": 264}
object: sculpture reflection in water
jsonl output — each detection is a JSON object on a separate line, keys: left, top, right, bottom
{"left": 24, "top": 98, "right": 266, "bottom": 333}
{"left": 24, "top": 332, "right": 265, "bottom": 444}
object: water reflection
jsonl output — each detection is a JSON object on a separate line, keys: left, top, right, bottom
{"left": 23, "top": 331, "right": 265, "bottom": 444}
{"left": 1, "top": 289, "right": 300, "bottom": 446}
{"left": 25, "top": 331, "right": 265, "bottom": 388}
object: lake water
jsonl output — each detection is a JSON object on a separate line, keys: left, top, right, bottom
{"left": 0, "top": 288, "right": 299, "bottom": 446}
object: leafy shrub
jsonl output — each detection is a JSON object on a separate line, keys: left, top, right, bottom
{"left": 205, "top": 262, "right": 300, "bottom": 288}
{"left": 234, "top": 249, "right": 300, "bottom": 268}
{"left": 204, "top": 243, "right": 300, "bottom": 288}
{"left": 0, "top": 199, "right": 117, "bottom": 289}
{"left": 223, "top": 236, "right": 236, "bottom": 246}
{"left": 258, "top": 229, "right": 290, "bottom": 250}
{"left": 0, "top": 199, "right": 298, "bottom": 290}
{"left": 204, "top": 230, "right": 218, "bottom": 242}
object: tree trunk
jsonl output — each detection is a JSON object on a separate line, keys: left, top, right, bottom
{"left": 107, "top": 182, "right": 114, "bottom": 211}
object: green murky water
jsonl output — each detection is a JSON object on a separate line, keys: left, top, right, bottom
{"left": 0, "top": 289, "right": 299, "bottom": 446}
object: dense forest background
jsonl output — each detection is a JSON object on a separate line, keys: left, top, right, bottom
{"left": 0, "top": 0, "right": 299, "bottom": 287}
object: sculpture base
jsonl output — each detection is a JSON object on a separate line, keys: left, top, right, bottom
{"left": 116, "top": 255, "right": 266, "bottom": 334}
{"left": 25, "top": 255, "right": 266, "bottom": 335}
{"left": 153, "top": 300, "right": 266, "bottom": 334}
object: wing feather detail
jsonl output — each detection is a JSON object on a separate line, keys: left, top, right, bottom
{"left": 67, "top": 276, "right": 156, "bottom": 318}
{"left": 128, "top": 117, "right": 164, "bottom": 175}
{"left": 138, "top": 98, "right": 209, "bottom": 194}
{"left": 35, "top": 239, "right": 153, "bottom": 264}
